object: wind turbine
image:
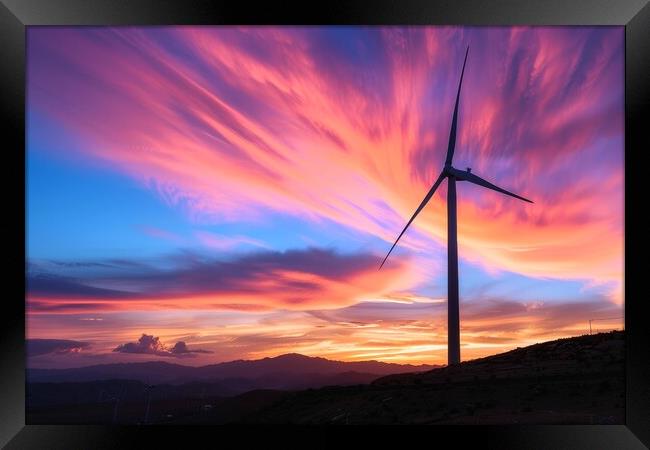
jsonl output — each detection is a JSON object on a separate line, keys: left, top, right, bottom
{"left": 379, "top": 46, "right": 533, "bottom": 366}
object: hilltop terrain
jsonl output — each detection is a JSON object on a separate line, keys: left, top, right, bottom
{"left": 239, "top": 331, "right": 624, "bottom": 424}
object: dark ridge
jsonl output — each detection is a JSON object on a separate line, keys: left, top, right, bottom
{"left": 241, "top": 331, "right": 624, "bottom": 425}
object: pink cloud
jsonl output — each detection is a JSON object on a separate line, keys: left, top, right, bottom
{"left": 139, "top": 225, "right": 185, "bottom": 243}
{"left": 27, "top": 248, "right": 422, "bottom": 313}
{"left": 194, "top": 230, "right": 268, "bottom": 250}
{"left": 27, "top": 296, "right": 622, "bottom": 366}
{"left": 28, "top": 26, "right": 623, "bottom": 303}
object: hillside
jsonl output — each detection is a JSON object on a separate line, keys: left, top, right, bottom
{"left": 27, "top": 333, "right": 624, "bottom": 425}
{"left": 241, "top": 331, "right": 625, "bottom": 424}
{"left": 27, "top": 353, "right": 438, "bottom": 423}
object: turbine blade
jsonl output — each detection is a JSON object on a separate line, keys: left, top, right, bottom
{"left": 445, "top": 46, "right": 470, "bottom": 166}
{"left": 448, "top": 167, "right": 533, "bottom": 203}
{"left": 380, "top": 171, "right": 446, "bottom": 269}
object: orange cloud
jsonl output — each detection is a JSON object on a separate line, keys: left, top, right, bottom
{"left": 27, "top": 296, "right": 622, "bottom": 366}
{"left": 27, "top": 248, "right": 423, "bottom": 313}
{"left": 28, "top": 26, "right": 623, "bottom": 306}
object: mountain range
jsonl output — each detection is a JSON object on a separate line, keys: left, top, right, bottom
{"left": 28, "top": 353, "right": 439, "bottom": 392}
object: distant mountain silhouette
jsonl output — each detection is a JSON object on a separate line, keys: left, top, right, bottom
{"left": 28, "top": 353, "right": 439, "bottom": 388}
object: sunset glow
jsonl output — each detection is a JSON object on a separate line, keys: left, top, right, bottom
{"left": 27, "top": 26, "right": 623, "bottom": 367}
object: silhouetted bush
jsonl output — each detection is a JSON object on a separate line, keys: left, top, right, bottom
{"left": 484, "top": 399, "right": 497, "bottom": 408}
{"left": 598, "top": 380, "right": 611, "bottom": 393}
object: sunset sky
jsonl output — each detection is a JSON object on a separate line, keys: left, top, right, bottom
{"left": 26, "top": 26, "right": 624, "bottom": 368}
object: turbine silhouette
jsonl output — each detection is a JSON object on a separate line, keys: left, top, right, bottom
{"left": 380, "top": 46, "right": 533, "bottom": 366}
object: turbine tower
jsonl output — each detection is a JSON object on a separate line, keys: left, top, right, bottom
{"left": 380, "top": 46, "right": 533, "bottom": 366}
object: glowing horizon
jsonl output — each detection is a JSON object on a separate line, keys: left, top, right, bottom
{"left": 26, "top": 26, "right": 623, "bottom": 368}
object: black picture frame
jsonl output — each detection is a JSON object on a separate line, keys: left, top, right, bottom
{"left": 2, "top": 0, "right": 648, "bottom": 448}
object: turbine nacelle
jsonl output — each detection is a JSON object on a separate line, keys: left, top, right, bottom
{"left": 446, "top": 165, "right": 533, "bottom": 203}
{"left": 444, "top": 164, "right": 473, "bottom": 178}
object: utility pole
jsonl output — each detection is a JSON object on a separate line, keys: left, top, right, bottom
{"left": 144, "top": 384, "right": 155, "bottom": 424}
{"left": 588, "top": 316, "right": 624, "bottom": 335}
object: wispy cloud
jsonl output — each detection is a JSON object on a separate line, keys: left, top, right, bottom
{"left": 27, "top": 27, "right": 623, "bottom": 302}
{"left": 26, "top": 27, "right": 624, "bottom": 366}
{"left": 27, "top": 247, "right": 419, "bottom": 312}
{"left": 27, "top": 339, "right": 90, "bottom": 357}
{"left": 194, "top": 230, "right": 268, "bottom": 250}
{"left": 27, "top": 294, "right": 622, "bottom": 366}
{"left": 138, "top": 225, "right": 186, "bottom": 244}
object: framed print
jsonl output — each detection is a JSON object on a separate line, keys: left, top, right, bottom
{"left": 1, "top": 0, "right": 649, "bottom": 448}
